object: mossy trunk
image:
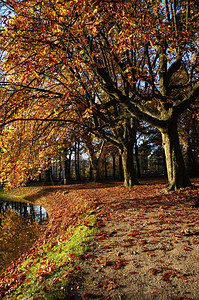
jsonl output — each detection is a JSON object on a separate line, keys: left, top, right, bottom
{"left": 161, "top": 122, "right": 191, "bottom": 191}
{"left": 121, "top": 143, "right": 138, "bottom": 187}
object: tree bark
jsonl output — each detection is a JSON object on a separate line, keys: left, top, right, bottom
{"left": 84, "top": 136, "right": 105, "bottom": 182}
{"left": 121, "top": 143, "right": 138, "bottom": 187}
{"left": 161, "top": 122, "right": 192, "bottom": 191}
{"left": 74, "top": 141, "right": 81, "bottom": 181}
{"left": 63, "top": 158, "right": 68, "bottom": 185}
{"left": 90, "top": 160, "right": 101, "bottom": 182}
{"left": 63, "top": 148, "right": 69, "bottom": 184}
{"left": 68, "top": 150, "right": 72, "bottom": 181}
{"left": 187, "top": 137, "right": 199, "bottom": 177}
{"left": 119, "top": 154, "right": 124, "bottom": 181}
{"left": 87, "top": 150, "right": 101, "bottom": 182}
{"left": 135, "top": 142, "right": 141, "bottom": 178}
{"left": 104, "top": 158, "right": 108, "bottom": 179}
{"left": 112, "top": 154, "right": 116, "bottom": 180}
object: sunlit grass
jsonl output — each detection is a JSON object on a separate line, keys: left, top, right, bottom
{"left": 0, "top": 186, "right": 42, "bottom": 202}
{"left": 4, "top": 213, "right": 97, "bottom": 300}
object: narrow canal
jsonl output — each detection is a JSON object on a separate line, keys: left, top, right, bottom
{"left": 0, "top": 200, "right": 48, "bottom": 273}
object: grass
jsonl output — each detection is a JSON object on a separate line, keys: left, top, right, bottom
{"left": 0, "top": 186, "right": 98, "bottom": 299}
{"left": 3, "top": 213, "right": 97, "bottom": 300}
{"left": 0, "top": 186, "right": 42, "bottom": 202}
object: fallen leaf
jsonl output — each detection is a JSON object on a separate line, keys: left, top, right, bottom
{"left": 184, "top": 246, "right": 193, "bottom": 251}
{"left": 95, "top": 279, "right": 119, "bottom": 291}
{"left": 162, "top": 271, "right": 176, "bottom": 283}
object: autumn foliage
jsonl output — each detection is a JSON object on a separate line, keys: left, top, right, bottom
{"left": 0, "top": 0, "right": 198, "bottom": 189}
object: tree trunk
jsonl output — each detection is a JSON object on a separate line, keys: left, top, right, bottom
{"left": 45, "top": 166, "right": 52, "bottom": 183}
{"left": 119, "top": 155, "right": 124, "bottom": 181}
{"left": 63, "top": 148, "right": 69, "bottom": 184}
{"left": 121, "top": 143, "right": 138, "bottom": 187}
{"left": 63, "top": 158, "right": 68, "bottom": 184}
{"left": 89, "top": 164, "right": 93, "bottom": 181}
{"left": 161, "top": 122, "right": 191, "bottom": 190}
{"left": 135, "top": 143, "right": 141, "bottom": 178}
{"left": 87, "top": 151, "right": 101, "bottom": 182}
{"left": 161, "top": 147, "right": 167, "bottom": 177}
{"left": 92, "top": 165, "right": 101, "bottom": 182}
{"left": 187, "top": 137, "right": 199, "bottom": 177}
{"left": 104, "top": 158, "right": 107, "bottom": 179}
{"left": 67, "top": 149, "right": 72, "bottom": 181}
{"left": 59, "top": 157, "right": 62, "bottom": 181}
{"left": 112, "top": 154, "right": 116, "bottom": 180}
{"left": 74, "top": 142, "right": 81, "bottom": 181}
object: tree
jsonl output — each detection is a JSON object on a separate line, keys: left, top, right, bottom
{"left": 82, "top": 132, "right": 105, "bottom": 182}
{"left": 83, "top": 0, "right": 199, "bottom": 190}
{"left": 73, "top": 103, "right": 139, "bottom": 186}
{"left": 178, "top": 101, "right": 199, "bottom": 176}
{"left": 0, "top": 0, "right": 198, "bottom": 190}
{"left": 71, "top": 0, "right": 198, "bottom": 190}
{"left": 84, "top": 104, "right": 139, "bottom": 186}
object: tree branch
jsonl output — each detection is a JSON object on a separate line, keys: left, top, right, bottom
{"left": 174, "top": 82, "right": 199, "bottom": 117}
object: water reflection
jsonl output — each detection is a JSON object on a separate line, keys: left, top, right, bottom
{"left": 0, "top": 200, "right": 48, "bottom": 224}
{"left": 0, "top": 201, "right": 48, "bottom": 273}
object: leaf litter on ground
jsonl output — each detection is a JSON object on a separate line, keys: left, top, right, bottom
{"left": 0, "top": 178, "right": 199, "bottom": 299}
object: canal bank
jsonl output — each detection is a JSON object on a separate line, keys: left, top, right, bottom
{"left": 0, "top": 185, "right": 97, "bottom": 299}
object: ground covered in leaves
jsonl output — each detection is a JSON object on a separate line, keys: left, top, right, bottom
{"left": 0, "top": 178, "right": 199, "bottom": 299}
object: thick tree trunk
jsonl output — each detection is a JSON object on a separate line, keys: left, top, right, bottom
{"left": 87, "top": 150, "right": 101, "bottom": 182}
{"left": 84, "top": 136, "right": 104, "bottom": 182}
{"left": 161, "top": 123, "right": 191, "bottom": 191}
{"left": 119, "top": 155, "right": 124, "bottom": 181}
{"left": 162, "top": 147, "right": 167, "bottom": 177}
{"left": 90, "top": 160, "right": 101, "bottom": 182}
{"left": 121, "top": 143, "right": 138, "bottom": 187}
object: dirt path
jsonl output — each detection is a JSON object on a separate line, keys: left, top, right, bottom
{"left": 67, "top": 179, "right": 199, "bottom": 300}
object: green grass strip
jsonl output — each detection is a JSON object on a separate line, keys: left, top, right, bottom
{"left": 4, "top": 213, "right": 97, "bottom": 300}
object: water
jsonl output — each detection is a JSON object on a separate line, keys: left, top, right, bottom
{"left": 0, "top": 200, "right": 48, "bottom": 224}
{"left": 0, "top": 200, "right": 48, "bottom": 272}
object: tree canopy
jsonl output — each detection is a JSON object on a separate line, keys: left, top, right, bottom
{"left": 0, "top": 0, "right": 198, "bottom": 189}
